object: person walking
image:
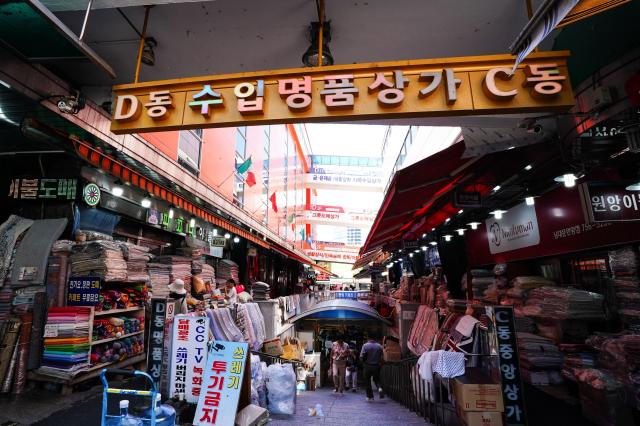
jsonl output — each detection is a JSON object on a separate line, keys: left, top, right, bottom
{"left": 330, "top": 335, "right": 350, "bottom": 394}
{"left": 360, "top": 335, "right": 385, "bottom": 401}
{"left": 345, "top": 345, "right": 359, "bottom": 392}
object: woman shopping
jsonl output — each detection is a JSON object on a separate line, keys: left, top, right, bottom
{"left": 330, "top": 335, "right": 350, "bottom": 394}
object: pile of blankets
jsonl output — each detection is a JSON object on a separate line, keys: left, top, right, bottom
{"left": 200, "top": 264, "right": 216, "bottom": 286}
{"left": 522, "top": 287, "right": 605, "bottom": 321}
{"left": 235, "top": 303, "right": 267, "bottom": 351}
{"left": 559, "top": 343, "right": 596, "bottom": 382}
{"left": 120, "top": 243, "right": 152, "bottom": 283}
{"left": 153, "top": 256, "right": 192, "bottom": 290}
{"left": 407, "top": 305, "right": 439, "bottom": 355}
{"left": 609, "top": 247, "right": 640, "bottom": 328}
{"left": 252, "top": 281, "right": 270, "bottom": 300}
{"left": 206, "top": 308, "right": 244, "bottom": 342}
{"left": 148, "top": 263, "right": 171, "bottom": 297}
{"left": 69, "top": 241, "right": 127, "bottom": 282}
{"left": 517, "top": 332, "right": 564, "bottom": 385}
{"left": 469, "top": 269, "right": 493, "bottom": 300}
{"left": 217, "top": 260, "right": 239, "bottom": 286}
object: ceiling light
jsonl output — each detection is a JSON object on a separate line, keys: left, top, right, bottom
{"left": 554, "top": 173, "right": 578, "bottom": 188}
{"left": 111, "top": 181, "right": 124, "bottom": 197}
{"left": 212, "top": 228, "right": 218, "bottom": 236}
{"left": 507, "top": 146, "right": 515, "bottom": 150}
{"left": 458, "top": 209, "right": 464, "bottom": 214}
{"left": 141, "top": 196, "right": 151, "bottom": 208}
{"left": 386, "top": 263, "right": 393, "bottom": 268}
{"left": 443, "top": 235, "right": 452, "bottom": 242}
{"left": 302, "top": 22, "right": 333, "bottom": 66}
{"left": 524, "top": 164, "right": 533, "bottom": 171}
{"left": 0, "top": 79, "right": 10, "bottom": 89}
{"left": 493, "top": 185, "right": 501, "bottom": 192}
{"left": 233, "top": 236, "right": 240, "bottom": 243}
{"left": 421, "top": 246, "right": 427, "bottom": 251}
{"left": 142, "top": 37, "right": 157, "bottom": 66}
{"left": 456, "top": 228, "right": 466, "bottom": 236}
{"left": 468, "top": 222, "right": 480, "bottom": 230}
{"left": 414, "top": 249, "right": 420, "bottom": 253}
{"left": 224, "top": 233, "right": 231, "bottom": 239}
{"left": 168, "top": 206, "right": 175, "bottom": 219}
{"left": 445, "top": 218, "right": 451, "bottom": 223}
{"left": 429, "top": 241, "right": 438, "bottom": 246}
{"left": 525, "top": 196, "right": 535, "bottom": 206}
{"left": 189, "top": 216, "right": 196, "bottom": 227}
{"left": 626, "top": 182, "right": 640, "bottom": 191}
{"left": 409, "top": 253, "right": 414, "bottom": 257}
{"left": 491, "top": 210, "right": 506, "bottom": 219}
{"left": 422, "top": 233, "right": 427, "bottom": 238}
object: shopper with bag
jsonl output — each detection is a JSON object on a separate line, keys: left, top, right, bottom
{"left": 345, "top": 345, "right": 359, "bottom": 392}
{"left": 360, "top": 335, "right": 385, "bottom": 402}
{"left": 330, "top": 335, "right": 350, "bottom": 394}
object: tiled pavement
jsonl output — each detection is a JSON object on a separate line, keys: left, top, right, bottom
{"left": 268, "top": 386, "right": 431, "bottom": 426}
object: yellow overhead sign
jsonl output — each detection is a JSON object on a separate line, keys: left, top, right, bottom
{"left": 110, "top": 51, "right": 574, "bottom": 134}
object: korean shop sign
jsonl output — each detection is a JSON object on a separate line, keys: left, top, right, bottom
{"left": 580, "top": 182, "right": 640, "bottom": 223}
{"left": 67, "top": 276, "right": 101, "bottom": 306}
{"left": 147, "top": 298, "right": 169, "bottom": 386}
{"left": 193, "top": 341, "right": 249, "bottom": 426}
{"left": 111, "top": 51, "right": 574, "bottom": 134}
{"left": 7, "top": 177, "right": 78, "bottom": 201}
{"left": 489, "top": 306, "right": 527, "bottom": 426}
{"left": 169, "top": 315, "right": 210, "bottom": 403}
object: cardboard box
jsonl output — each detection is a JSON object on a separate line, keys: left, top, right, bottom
{"left": 452, "top": 368, "right": 504, "bottom": 412}
{"left": 262, "top": 338, "right": 283, "bottom": 356}
{"left": 456, "top": 403, "right": 504, "bottom": 426}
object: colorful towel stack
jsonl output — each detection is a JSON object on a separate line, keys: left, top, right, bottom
{"left": 40, "top": 307, "right": 91, "bottom": 374}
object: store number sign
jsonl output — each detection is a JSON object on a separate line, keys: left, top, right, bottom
{"left": 492, "top": 306, "right": 527, "bottom": 426}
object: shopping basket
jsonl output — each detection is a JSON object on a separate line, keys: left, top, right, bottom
{"left": 99, "top": 368, "right": 158, "bottom": 426}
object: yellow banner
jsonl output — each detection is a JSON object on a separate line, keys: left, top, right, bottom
{"left": 110, "top": 51, "right": 574, "bottom": 134}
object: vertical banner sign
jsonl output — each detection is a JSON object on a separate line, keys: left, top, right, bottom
{"left": 161, "top": 299, "right": 175, "bottom": 396}
{"left": 147, "top": 298, "right": 168, "bottom": 385}
{"left": 169, "top": 315, "right": 210, "bottom": 403}
{"left": 193, "top": 341, "right": 249, "bottom": 426}
{"left": 67, "top": 276, "right": 101, "bottom": 306}
{"left": 492, "top": 306, "right": 527, "bottom": 426}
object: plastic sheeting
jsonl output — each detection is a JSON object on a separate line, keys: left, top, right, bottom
{"left": 265, "top": 363, "right": 296, "bottom": 415}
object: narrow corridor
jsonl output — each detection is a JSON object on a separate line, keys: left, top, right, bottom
{"left": 268, "top": 386, "right": 430, "bottom": 426}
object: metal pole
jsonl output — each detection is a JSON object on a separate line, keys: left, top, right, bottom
{"left": 79, "top": 0, "right": 94, "bottom": 41}
{"left": 317, "top": 0, "right": 324, "bottom": 67}
{"left": 525, "top": 0, "right": 539, "bottom": 53}
{"left": 134, "top": 6, "right": 151, "bottom": 84}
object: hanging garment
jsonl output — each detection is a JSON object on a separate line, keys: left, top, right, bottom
{"left": 0, "top": 216, "right": 33, "bottom": 287}
{"left": 433, "top": 350, "right": 465, "bottom": 379}
{"left": 407, "top": 306, "right": 439, "bottom": 356}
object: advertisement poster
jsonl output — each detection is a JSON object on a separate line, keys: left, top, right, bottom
{"left": 485, "top": 202, "right": 540, "bottom": 254}
{"left": 169, "top": 315, "right": 210, "bottom": 403}
{"left": 67, "top": 276, "right": 101, "bottom": 306}
{"left": 193, "top": 341, "right": 249, "bottom": 426}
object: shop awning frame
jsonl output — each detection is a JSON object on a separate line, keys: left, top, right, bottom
{"left": 286, "top": 299, "right": 392, "bottom": 325}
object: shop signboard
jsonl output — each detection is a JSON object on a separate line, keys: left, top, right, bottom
{"left": 305, "top": 173, "right": 384, "bottom": 191}
{"left": 310, "top": 164, "right": 382, "bottom": 177}
{"left": 210, "top": 237, "right": 227, "bottom": 247}
{"left": 304, "top": 208, "right": 376, "bottom": 226}
{"left": 453, "top": 191, "right": 482, "bottom": 208}
{"left": 169, "top": 315, "right": 210, "bottom": 403}
{"left": 67, "top": 276, "right": 101, "bottom": 306}
{"left": 161, "top": 299, "right": 175, "bottom": 396}
{"left": 110, "top": 52, "right": 574, "bottom": 134}
{"left": 312, "top": 241, "right": 361, "bottom": 253}
{"left": 303, "top": 249, "right": 358, "bottom": 263}
{"left": 147, "top": 298, "right": 169, "bottom": 386}
{"left": 580, "top": 182, "right": 640, "bottom": 222}
{"left": 488, "top": 306, "right": 527, "bottom": 426}
{"left": 193, "top": 341, "right": 249, "bottom": 426}
{"left": 485, "top": 202, "right": 540, "bottom": 254}
{"left": 7, "top": 177, "right": 78, "bottom": 201}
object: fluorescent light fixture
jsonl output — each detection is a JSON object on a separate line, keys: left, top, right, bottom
{"left": 507, "top": 146, "right": 515, "bottom": 150}
{"left": 111, "top": 186, "right": 123, "bottom": 197}
{"left": 414, "top": 249, "right": 420, "bottom": 253}
{"left": 212, "top": 229, "right": 218, "bottom": 236}
{"left": 141, "top": 197, "right": 151, "bottom": 208}
{"left": 626, "top": 182, "right": 640, "bottom": 191}
{"left": 422, "top": 233, "right": 427, "bottom": 238}
{"left": 409, "top": 253, "right": 414, "bottom": 258}
{"left": 458, "top": 209, "right": 464, "bottom": 214}
{"left": 233, "top": 236, "right": 240, "bottom": 243}
{"left": 421, "top": 246, "right": 427, "bottom": 251}
{"left": 525, "top": 196, "right": 535, "bottom": 206}
{"left": 168, "top": 207, "right": 175, "bottom": 219}
{"left": 189, "top": 217, "right": 196, "bottom": 227}
{"left": 524, "top": 164, "right": 533, "bottom": 171}
{"left": 491, "top": 210, "right": 506, "bottom": 219}
{"left": 493, "top": 185, "right": 501, "bottom": 192}
{"left": 224, "top": 233, "right": 231, "bottom": 239}
{"left": 431, "top": 228, "right": 436, "bottom": 231}
{"left": 554, "top": 173, "right": 577, "bottom": 188}
{"left": 0, "top": 79, "right": 10, "bottom": 89}
{"left": 429, "top": 241, "right": 438, "bottom": 246}
{"left": 468, "top": 222, "right": 480, "bottom": 230}
{"left": 456, "top": 228, "right": 466, "bottom": 236}
{"left": 443, "top": 235, "right": 452, "bottom": 242}
{"left": 445, "top": 217, "right": 451, "bottom": 223}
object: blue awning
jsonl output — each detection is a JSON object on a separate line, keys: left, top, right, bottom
{"left": 287, "top": 299, "right": 392, "bottom": 325}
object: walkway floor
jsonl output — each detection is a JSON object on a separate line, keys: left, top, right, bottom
{"left": 269, "top": 386, "right": 430, "bottom": 426}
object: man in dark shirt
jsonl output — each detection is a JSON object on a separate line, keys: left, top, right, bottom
{"left": 360, "top": 335, "right": 385, "bottom": 401}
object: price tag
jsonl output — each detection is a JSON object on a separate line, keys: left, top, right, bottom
{"left": 44, "top": 324, "right": 59, "bottom": 338}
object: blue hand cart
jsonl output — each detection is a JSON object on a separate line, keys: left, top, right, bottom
{"left": 99, "top": 368, "right": 158, "bottom": 426}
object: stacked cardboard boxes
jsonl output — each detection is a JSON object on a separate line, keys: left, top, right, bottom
{"left": 453, "top": 368, "right": 505, "bottom": 426}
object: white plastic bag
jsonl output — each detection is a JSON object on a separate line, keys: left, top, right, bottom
{"left": 266, "top": 363, "right": 296, "bottom": 414}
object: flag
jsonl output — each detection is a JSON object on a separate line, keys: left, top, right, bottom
{"left": 299, "top": 227, "right": 306, "bottom": 241}
{"left": 245, "top": 171, "right": 256, "bottom": 187}
{"left": 236, "top": 156, "right": 252, "bottom": 174}
{"left": 287, "top": 213, "right": 295, "bottom": 223}
{"left": 269, "top": 192, "right": 278, "bottom": 213}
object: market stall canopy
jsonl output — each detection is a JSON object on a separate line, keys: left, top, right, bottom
{"left": 361, "top": 140, "right": 557, "bottom": 253}
{"left": 287, "top": 299, "right": 392, "bottom": 325}
{"left": 352, "top": 249, "right": 384, "bottom": 270}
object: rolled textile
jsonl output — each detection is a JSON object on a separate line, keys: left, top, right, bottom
{"left": 1, "top": 344, "right": 18, "bottom": 393}
{"left": 0, "top": 216, "right": 33, "bottom": 287}
{"left": 11, "top": 312, "right": 32, "bottom": 394}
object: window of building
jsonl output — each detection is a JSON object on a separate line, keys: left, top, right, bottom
{"left": 236, "top": 126, "right": 247, "bottom": 158}
{"left": 347, "top": 228, "right": 362, "bottom": 245}
{"left": 233, "top": 173, "right": 245, "bottom": 207}
{"left": 178, "top": 130, "right": 203, "bottom": 174}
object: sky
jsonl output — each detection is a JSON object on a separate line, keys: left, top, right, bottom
{"left": 304, "top": 123, "right": 390, "bottom": 156}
